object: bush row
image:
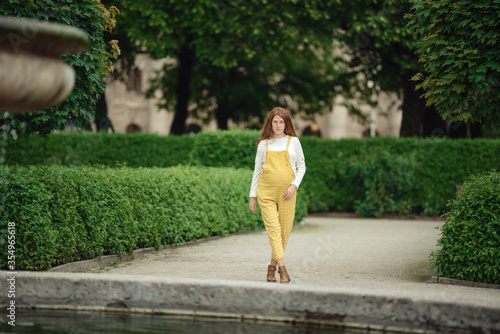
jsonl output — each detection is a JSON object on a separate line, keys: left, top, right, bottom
{"left": 6, "top": 131, "right": 500, "bottom": 216}
{"left": 0, "top": 165, "right": 307, "bottom": 270}
{"left": 431, "top": 170, "right": 500, "bottom": 285}
{"left": 190, "top": 131, "right": 500, "bottom": 216}
{"left": 6, "top": 132, "right": 194, "bottom": 167}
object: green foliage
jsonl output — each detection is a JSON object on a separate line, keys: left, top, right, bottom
{"left": 5, "top": 132, "right": 194, "bottom": 167}
{"left": 353, "top": 151, "right": 416, "bottom": 217}
{"left": 147, "top": 45, "right": 339, "bottom": 129}
{"left": 0, "top": 165, "right": 306, "bottom": 270}
{"left": 303, "top": 137, "right": 500, "bottom": 216}
{"left": 188, "top": 132, "right": 500, "bottom": 216}
{"left": 408, "top": 0, "right": 500, "bottom": 126}
{"left": 5, "top": 131, "right": 500, "bottom": 216}
{"left": 0, "top": 0, "right": 119, "bottom": 135}
{"left": 189, "top": 130, "right": 260, "bottom": 169}
{"left": 113, "top": 0, "right": 343, "bottom": 133}
{"left": 482, "top": 122, "right": 500, "bottom": 139}
{"left": 431, "top": 170, "right": 500, "bottom": 285}
{"left": 334, "top": 0, "right": 421, "bottom": 117}
{"left": 113, "top": 0, "right": 431, "bottom": 133}
{"left": 115, "top": 0, "right": 339, "bottom": 67}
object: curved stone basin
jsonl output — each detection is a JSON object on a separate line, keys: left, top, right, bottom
{"left": 0, "top": 15, "right": 90, "bottom": 113}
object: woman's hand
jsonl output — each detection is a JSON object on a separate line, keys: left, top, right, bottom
{"left": 283, "top": 184, "right": 297, "bottom": 200}
{"left": 249, "top": 197, "right": 257, "bottom": 214}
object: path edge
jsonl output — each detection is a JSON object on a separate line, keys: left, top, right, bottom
{"left": 1, "top": 272, "right": 499, "bottom": 333}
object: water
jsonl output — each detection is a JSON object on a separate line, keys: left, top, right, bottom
{"left": 0, "top": 309, "right": 368, "bottom": 334}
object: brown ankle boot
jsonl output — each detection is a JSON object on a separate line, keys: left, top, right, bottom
{"left": 267, "top": 265, "right": 277, "bottom": 282}
{"left": 278, "top": 266, "right": 291, "bottom": 283}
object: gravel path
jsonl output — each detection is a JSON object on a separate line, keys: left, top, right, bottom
{"left": 87, "top": 217, "right": 500, "bottom": 305}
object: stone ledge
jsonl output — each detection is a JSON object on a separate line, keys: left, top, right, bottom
{"left": 430, "top": 276, "right": 500, "bottom": 290}
{"left": 48, "top": 229, "right": 266, "bottom": 273}
{"left": 1, "top": 272, "right": 499, "bottom": 333}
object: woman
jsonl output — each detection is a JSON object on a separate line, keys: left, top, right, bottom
{"left": 249, "top": 107, "right": 306, "bottom": 283}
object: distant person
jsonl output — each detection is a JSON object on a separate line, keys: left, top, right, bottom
{"left": 302, "top": 123, "right": 322, "bottom": 137}
{"left": 249, "top": 107, "right": 306, "bottom": 283}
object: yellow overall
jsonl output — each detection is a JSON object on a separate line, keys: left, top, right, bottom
{"left": 257, "top": 136, "right": 296, "bottom": 261}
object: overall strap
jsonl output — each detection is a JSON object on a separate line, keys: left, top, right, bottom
{"left": 265, "top": 139, "right": 268, "bottom": 152}
{"left": 286, "top": 135, "right": 292, "bottom": 151}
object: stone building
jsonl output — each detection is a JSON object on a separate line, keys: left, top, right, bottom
{"left": 105, "top": 53, "right": 402, "bottom": 138}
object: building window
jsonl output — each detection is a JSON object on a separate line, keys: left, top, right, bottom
{"left": 126, "top": 123, "right": 141, "bottom": 133}
{"left": 127, "top": 66, "right": 142, "bottom": 93}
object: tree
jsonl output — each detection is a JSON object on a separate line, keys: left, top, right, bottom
{"left": 116, "top": 0, "right": 485, "bottom": 137}
{"left": 408, "top": 0, "right": 500, "bottom": 127}
{"left": 95, "top": 0, "right": 139, "bottom": 133}
{"left": 146, "top": 43, "right": 339, "bottom": 130}
{"left": 114, "top": 0, "right": 341, "bottom": 134}
{"left": 320, "top": 0, "right": 483, "bottom": 137}
{"left": 325, "top": 0, "right": 430, "bottom": 137}
{"left": 0, "top": 0, "right": 119, "bottom": 136}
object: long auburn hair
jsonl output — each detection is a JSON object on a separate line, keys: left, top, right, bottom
{"left": 256, "top": 107, "right": 297, "bottom": 146}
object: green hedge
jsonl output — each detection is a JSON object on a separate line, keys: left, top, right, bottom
{"left": 0, "top": 165, "right": 307, "bottom": 270}
{"left": 6, "top": 132, "right": 194, "bottom": 167}
{"left": 189, "top": 130, "right": 260, "bottom": 169}
{"left": 189, "top": 131, "right": 500, "bottom": 216}
{"left": 431, "top": 170, "right": 500, "bottom": 285}
{"left": 5, "top": 131, "right": 500, "bottom": 216}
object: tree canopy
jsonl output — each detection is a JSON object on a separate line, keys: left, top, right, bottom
{"left": 113, "top": 0, "right": 498, "bottom": 137}
{"left": 146, "top": 39, "right": 340, "bottom": 130}
{"left": 114, "top": 0, "right": 342, "bottom": 134}
{"left": 0, "top": 0, "right": 119, "bottom": 136}
{"left": 114, "top": 0, "right": 445, "bottom": 136}
{"left": 329, "top": 0, "right": 439, "bottom": 137}
{"left": 408, "top": 0, "right": 500, "bottom": 126}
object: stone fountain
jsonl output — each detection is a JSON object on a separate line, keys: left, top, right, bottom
{"left": 0, "top": 15, "right": 90, "bottom": 113}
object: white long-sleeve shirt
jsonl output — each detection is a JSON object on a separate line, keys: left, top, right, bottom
{"left": 249, "top": 135, "right": 306, "bottom": 197}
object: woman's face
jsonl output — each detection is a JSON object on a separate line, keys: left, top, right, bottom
{"left": 271, "top": 115, "right": 286, "bottom": 137}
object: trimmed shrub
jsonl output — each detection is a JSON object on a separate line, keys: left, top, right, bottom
{"left": 5, "top": 131, "right": 500, "bottom": 216}
{"left": 301, "top": 137, "right": 500, "bottom": 215}
{"left": 5, "top": 132, "right": 194, "bottom": 167}
{"left": 0, "top": 165, "right": 307, "bottom": 270}
{"left": 352, "top": 150, "right": 416, "bottom": 217}
{"left": 431, "top": 170, "right": 500, "bottom": 285}
{"left": 189, "top": 129, "right": 260, "bottom": 169}
{"left": 189, "top": 132, "right": 500, "bottom": 215}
